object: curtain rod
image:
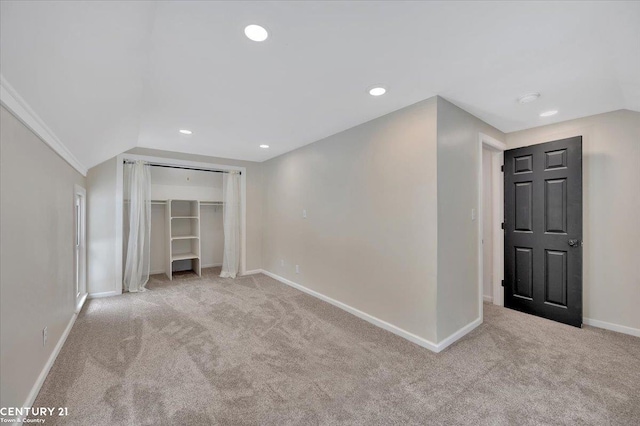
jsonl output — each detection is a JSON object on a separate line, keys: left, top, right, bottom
{"left": 123, "top": 160, "right": 241, "bottom": 175}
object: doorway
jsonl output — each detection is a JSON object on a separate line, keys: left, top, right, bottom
{"left": 478, "top": 133, "right": 506, "bottom": 315}
{"left": 74, "top": 184, "right": 87, "bottom": 312}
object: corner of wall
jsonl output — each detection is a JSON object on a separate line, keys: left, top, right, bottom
{"left": 434, "top": 97, "right": 505, "bottom": 345}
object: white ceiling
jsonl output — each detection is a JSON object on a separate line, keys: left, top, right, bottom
{"left": 2, "top": 1, "right": 639, "bottom": 170}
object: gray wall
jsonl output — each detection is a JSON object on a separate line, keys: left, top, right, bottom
{"left": 262, "top": 98, "right": 439, "bottom": 342}
{"left": 436, "top": 98, "right": 505, "bottom": 341}
{"left": 506, "top": 109, "right": 640, "bottom": 332}
{"left": 87, "top": 157, "right": 117, "bottom": 295}
{"left": 0, "top": 105, "right": 86, "bottom": 409}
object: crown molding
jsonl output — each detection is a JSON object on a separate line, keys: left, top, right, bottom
{"left": 0, "top": 74, "right": 87, "bottom": 176}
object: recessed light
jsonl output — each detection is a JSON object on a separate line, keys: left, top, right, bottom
{"left": 245, "top": 25, "right": 268, "bottom": 42}
{"left": 259, "top": 144, "right": 270, "bottom": 149}
{"left": 518, "top": 93, "right": 540, "bottom": 104}
{"left": 539, "top": 110, "right": 558, "bottom": 117}
{"left": 179, "top": 129, "right": 192, "bottom": 135}
{"left": 369, "top": 87, "right": 386, "bottom": 96}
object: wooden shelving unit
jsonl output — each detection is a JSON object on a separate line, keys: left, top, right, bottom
{"left": 165, "top": 200, "right": 201, "bottom": 280}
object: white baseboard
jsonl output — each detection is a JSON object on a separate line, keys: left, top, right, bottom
{"left": 88, "top": 290, "right": 120, "bottom": 299}
{"left": 75, "top": 293, "right": 88, "bottom": 314}
{"left": 242, "top": 269, "right": 262, "bottom": 276}
{"left": 436, "top": 316, "right": 483, "bottom": 352}
{"left": 260, "top": 270, "right": 480, "bottom": 353}
{"left": 15, "top": 313, "right": 78, "bottom": 425}
{"left": 584, "top": 317, "right": 640, "bottom": 338}
{"left": 483, "top": 295, "right": 493, "bottom": 303}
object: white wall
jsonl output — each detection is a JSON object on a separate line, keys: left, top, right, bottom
{"left": 0, "top": 106, "right": 85, "bottom": 410}
{"left": 86, "top": 157, "right": 118, "bottom": 295}
{"left": 506, "top": 109, "right": 640, "bottom": 334}
{"left": 150, "top": 166, "right": 223, "bottom": 201}
{"left": 262, "top": 98, "right": 439, "bottom": 343}
{"left": 150, "top": 204, "right": 166, "bottom": 274}
{"left": 200, "top": 204, "right": 224, "bottom": 268}
{"left": 436, "top": 97, "right": 505, "bottom": 341}
{"left": 482, "top": 148, "right": 494, "bottom": 300}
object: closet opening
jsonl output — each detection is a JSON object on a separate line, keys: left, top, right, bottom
{"left": 116, "top": 154, "right": 247, "bottom": 294}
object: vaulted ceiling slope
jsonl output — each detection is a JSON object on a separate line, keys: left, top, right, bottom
{"left": 1, "top": 1, "right": 639, "bottom": 171}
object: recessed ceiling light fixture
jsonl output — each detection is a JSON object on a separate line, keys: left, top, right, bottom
{"left": 245, "top": 24, "right": 268, "bottom": 42}
{"left": 369, "top": 86, "right": 386, "bottom": 96}
{"left": 179, "top": 129, "right": 192, "bottom": 135}
{"left": 259, "top": 144, "right": 270, "bottom": 149}
{"left": 518, "top": 92, "right": 541, "bottom": 104}
{"left": 539, "top": 110, "right": 558, "bottom": 117}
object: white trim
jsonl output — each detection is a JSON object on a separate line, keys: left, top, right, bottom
{"left": 491, "top": 150, "right": 505, "bottom": 306}
{"left": 74, "top": 184, "right": 88, "bottom": 313}
{"left": 584, "top": 317, "right": 640, "bottom": 338}
{"left": 480, "top": 133, "right": 506, "bottom": 151}
{"left": 260, "top": 270, "right": 438, "bottom": 352}
{"left": 116, "top": 153, "right": 248, "bottom": 293}
{"left": 436, "top": 317, "right": 483, "bottom": 352}
{"left": 242, "top": 269, "right": 262, "bottom": 276}
{"left": 483, "top": 295, "right": 494, "bottom": 303}
{"left": 88, "top": 290, "right": 120, "bottom": 299}
{"left": 259, "top": 270, "right": 480, "bottom": 353}
{"left": 16, "top": 313, "right": 77, "bottom": 425}
{"left": 478, "top": 133, "right": 506, "bottom": 310}
{"left": 0, "top": 75, "right": 87, "bottom": 176}
{"left": 116, "top": 156, "right": 124, "bottom": 295}
{"left": 75, "top": 293, "right": 88, "bottom": 314}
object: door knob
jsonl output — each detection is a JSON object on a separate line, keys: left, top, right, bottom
{"left": 568, "top": 239, "right": 580, "bottom": 247}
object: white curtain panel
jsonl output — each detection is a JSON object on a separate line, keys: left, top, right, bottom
{"left": 220, "top": 171, "right": 241, "bottom": 278}
{"left": 124, "top": 161, "right": 151, "bottom": 292}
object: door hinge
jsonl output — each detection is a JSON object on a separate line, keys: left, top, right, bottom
{"left": 501, "top": 165, "right": 504, "bottom": 172}
{"left": 501, "top": 280, "right": 505, "bottom": 287}
{"left": 501, "top": 222, "right": 504, "bottom": 229}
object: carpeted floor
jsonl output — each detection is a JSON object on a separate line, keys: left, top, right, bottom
{"left": 31, "top": 268, "right": 640, "bottom": 425}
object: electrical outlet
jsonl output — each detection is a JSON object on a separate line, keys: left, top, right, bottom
{"left": 471, "top": 208, "right": 476, "bottom": 221}
{"left": 302, "top": 209, "right": 307, "bottom": 219}
{"left": 295, "top": 265, "right": 300, "bottom": 274}
{"left": 280, "top": 259, "right": 285, "bottom": 267}
{"left": 43, "top": 327, "right": 48, "bottom": 346}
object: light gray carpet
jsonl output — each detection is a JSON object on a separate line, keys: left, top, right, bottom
{"left": 31, "top": 268, "right": 640, "bottom": 425}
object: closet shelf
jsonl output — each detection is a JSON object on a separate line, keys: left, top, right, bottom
{"left": 165, "top": 199, "right": 202, "bottom": 280}
{"left": 172, "top": 252, "right": 199, "bottom": 261}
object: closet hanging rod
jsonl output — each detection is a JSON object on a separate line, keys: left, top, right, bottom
{"left": 123, "top": 160, "right": 241, "bottom": 175}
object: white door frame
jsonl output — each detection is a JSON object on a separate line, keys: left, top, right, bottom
{"left": 115, "top": 153, "right": 248, "bottom": 293}
{"left": 478, "top": 133, "right": 506, "bottom": 314}
{"left": 74, "top": 184, "right": 88, "bottom": 312}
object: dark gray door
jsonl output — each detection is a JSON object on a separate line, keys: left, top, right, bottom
{"left": 504, "top": 136, "right": 582, "bottom": 327}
